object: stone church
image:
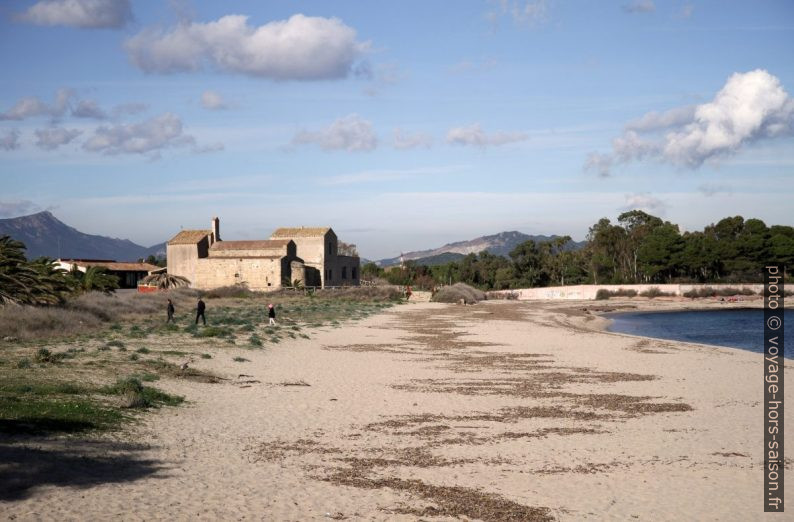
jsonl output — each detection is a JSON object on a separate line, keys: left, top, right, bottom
{"left": 166, "top": 217, "right": 360, "bottom": 290}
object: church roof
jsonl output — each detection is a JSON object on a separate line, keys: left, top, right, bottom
{"left": 211, "top": 240, "right": 291, "bottom": 251}
{"left": 271, "top": 227, "right": 332, "bottom": 238}
{"left": 168, "top": 229, "right": 211, "bottom": 245}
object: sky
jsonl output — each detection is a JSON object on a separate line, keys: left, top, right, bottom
{"left": 0, "top": 0, "right": 793, "bottom": 260}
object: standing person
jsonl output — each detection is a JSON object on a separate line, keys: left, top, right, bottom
{"left": 195, "top": 297, "right": 207, "bottom": 325}
{"left": 166, "top": 299, "right": 175, "bottom": 323}
{"left": 405, "top": 285, "right": 413, "bottom": 300}
{"left": 267, "top": 303, "right": 276, "bottom": 326}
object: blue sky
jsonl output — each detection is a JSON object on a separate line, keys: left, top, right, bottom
{"left": 1, "top": 0, "right": 793, "bottom": 259}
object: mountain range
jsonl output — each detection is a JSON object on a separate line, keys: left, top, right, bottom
{"left": 0, "top": 212, "right": 584, "bottom": 266}
{"left": 0, "top": 211, "right": 165, "bottom": 261}
{"left": 375, "top": 230, "right": 585, "bottom": 266}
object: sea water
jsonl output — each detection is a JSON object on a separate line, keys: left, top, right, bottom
{"left": 607, "top": 308, "right": 793, "bottom": 358}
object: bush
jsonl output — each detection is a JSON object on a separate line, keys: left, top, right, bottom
{"left": 595, "top": 288, "right": 639, "bottom": 300}
{"left": 194, "top": 326, "right": 233, "bottom": 338}
{"left": 431, "top": 283, "right": 486, "bottom": 304}
{"left": 496, "top": 291, "right": 519, "bottom": 300}
{"left": 203, "top": 285, "right": 257, "bottom": 299}
{"left": 639, "top": 287, "right": 673, "bottom": 298}
{"left": 102, "top": 377, "right": 183, "bottom": 408}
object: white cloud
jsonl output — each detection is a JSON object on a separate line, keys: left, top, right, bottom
{"left": 72, "top": 99, "right": 107, "bottom": 119}
{"left": 0, "top": 199, "right": 43, "bottom": 217}
{"left": 34, "top": 127, "right": 82, "bottom": 150}
{"left": 0, "top": 88, "right": 72, "bottom": 121}
{"left": 393, "top": 128, "right": 433, "bottom": 150}
{"left": 125, "top": 14, "right": 368, "bottom": 80}
{"left": 583, "top": 152, "right": 613, "bottom": 178}
{"left": 200, "top": 90, "right": 227, "bottom": 110}
{"left": 17, "top": 0, "right": 132, "bottom": 28}
{"left": 622, "top": 1, "right": 655, "bottom": 14}
{"left": 621, "top": 193, "right": 666, "bottom": 213}
{"left": 292, "top": 114, "right": 377, "bottom": 152}
{"left": 0, "top": 129, "right": 21, "bottom": 151}
{"left": 446, "top": 123, "right": 528, "bottom": 148}
{"left": 586, "top": 69, "right": 794, "bottom": 175}
{"left": 82, "top": 112, "right": 195, "bottom": 156}
{"left": 488, "top": 0, "right": 548, "bottom": 26}
{"left": 625, "top": 105, "right": 696, "bottom": 132}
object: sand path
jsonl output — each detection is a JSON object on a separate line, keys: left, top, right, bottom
{"left": 1, "top": 300, "right": 791, "bottom": 521}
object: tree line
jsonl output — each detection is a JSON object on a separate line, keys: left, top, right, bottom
{"left": 363, "top": 211, "right": 794, "bottom": 290}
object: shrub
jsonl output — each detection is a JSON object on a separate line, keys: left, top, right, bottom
{"left": 136, "top": 347, "right": 150, "bottom": 354}
{"left": 431, "top": 283, "right": 486, "bottom": 304}
{"left": 249, "top": 334, "right": 263, "bottom": 347}
{"left": 103, "top": 377, "right": 183, "bottom": 408}
{"left": 203, "top": 285, "right": 257, "bottom": 299}
{"left": 595, "top": 288, "right": 639, "bottom": 300}
{"left": 233, "top": 357, "right": 249, "bottom": 362}
{"left": 106, "top": 340, "right": 125, "bottom": 348}
{"left": 200, "top": 353, "right": 212, "bottom": 359}
{"left": 639, "top": 287, "right": 672, "bottom": 298}
{"left": 16, "top": 358, "right": 31, "bottom": 369}
{"left": 195, "top": 326, "right": 233, "bottom": 338}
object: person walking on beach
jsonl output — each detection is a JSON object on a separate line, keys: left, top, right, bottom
{"left": 195, "top": 297, "right": 207, "bottom": 325}
{"left": 267, "top": 303, "right": 276, "bottom": 326}
{"left": 166, "top": 299, "right": 175, "bottom": 323}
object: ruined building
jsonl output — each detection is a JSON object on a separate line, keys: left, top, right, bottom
{"left": 166, "top": 217, "right": 360, "bottom": 290}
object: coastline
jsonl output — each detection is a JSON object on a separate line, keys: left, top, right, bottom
{"left": 2, "top": 298, "right": 792, "bottom": 520}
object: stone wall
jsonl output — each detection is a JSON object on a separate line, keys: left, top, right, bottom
{"left": 327, "top": 255, "right": 360, "bottom": 286}
{"left": 490, "top": 283, "right": 765, "bottom": 301}
{"left": 167, "top": 243, "right": 200, "bottom": 286}
{"left": 286, "top": 236, "right": 328, "bottom": 285}
{"left": 192, "top": 257, "right": 283, "bottom": 290}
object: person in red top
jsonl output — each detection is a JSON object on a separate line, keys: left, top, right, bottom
{"left": 405, "top": 285, "right": 412, "bottom": 300}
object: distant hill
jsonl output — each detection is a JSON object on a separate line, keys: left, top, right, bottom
{"left": 0, "top": 211, "right": 165, "bottom": 261}
{"left": 376, "top": 231, "right": 585, "bottom": 267}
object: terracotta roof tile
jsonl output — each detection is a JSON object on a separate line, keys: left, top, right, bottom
{"left": 210, "top": 240, "right": 290, "bottom": 251}
{"left": 168, "top": 230, "right": 211, "bottom": 245}
{"left": 270, "top": 227, "right": 331, "bottom": 238}
{"left": 71, "top": 261, "right": 160, "bottom": 272}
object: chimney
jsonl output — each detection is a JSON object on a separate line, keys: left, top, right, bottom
{"left": 211, "top": 216, "right": 220, "bottom": 244}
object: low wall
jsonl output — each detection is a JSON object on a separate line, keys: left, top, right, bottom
{"left": 491, "top": 284, "right": 764, "bottom": 301}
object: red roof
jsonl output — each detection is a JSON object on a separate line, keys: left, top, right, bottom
{"left": 68, "top": 261, "right": 160, "bottom": 272}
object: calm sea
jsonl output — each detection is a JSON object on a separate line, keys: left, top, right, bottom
{"left": 607, "top": 308, "right": 793, "bottom": 358}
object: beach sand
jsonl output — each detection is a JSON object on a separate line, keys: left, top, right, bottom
{"left": 2, "top": 298, "right": 791, "bottom": 521}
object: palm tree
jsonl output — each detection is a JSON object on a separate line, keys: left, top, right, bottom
{"left": 71, "top": 265, "right": 119, "bottom": 294}
{"left": 140, "top": 272, "right": 191, "bottom": 290}
{"left": 0, "top": 236, "right": 40, "bottom": 304}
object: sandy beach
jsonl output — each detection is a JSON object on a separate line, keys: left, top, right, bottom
{"left": 2, "top": 297, "right": 791, "bottom": 521}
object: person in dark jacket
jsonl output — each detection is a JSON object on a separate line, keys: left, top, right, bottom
{"left": 166, "top": 299, "right": 175, "bottom": 323}
{"left": 196, "top": 297, "right": 206, "bottom": 325}
{"left": 267, "top": 303, "right": 276, "bottom": 326}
